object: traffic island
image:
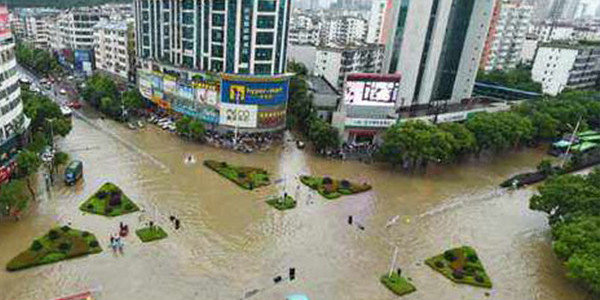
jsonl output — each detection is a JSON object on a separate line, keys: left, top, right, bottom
{"left": 266, "top": 195, "right": 297, "bottom": 211}
{"left": 79, "top": 182, "right": 140, "bottom": 217}
{"left": 380, "top": 273, "right": 416, "bottom": 297}
{"left": 204, "top": 160, "right": 270, "bottom": 190}
{"left": 425, "top": 246, "right": 492, "bottom": 288}
{"left": 135, "top": 225, "right": 168, "bottom": 243}
{"left": 6, "top": 226, "right": 102, "bottom": 271}
{"left": 299, "top": 175, "right": 372, "bottom": 199}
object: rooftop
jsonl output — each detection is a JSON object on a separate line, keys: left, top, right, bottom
{"left": 93, "top": 19, "right": 129, "bottom": 31}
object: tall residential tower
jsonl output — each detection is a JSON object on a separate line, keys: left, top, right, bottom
{"left": 382, "top": 0, "right": 494, "bottom": 108}
{"left": 134, "top": 0, "right": 291, "bottom": 75}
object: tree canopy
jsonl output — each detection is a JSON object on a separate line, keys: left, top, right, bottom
{"left": 476, "top": 68, "right": 542, "bottom": 93}
{"left": 15, "top": 44, "right": 60, "bottom": 77}
{"left": 530, "top": 169, "right": 600, "bottom": 295}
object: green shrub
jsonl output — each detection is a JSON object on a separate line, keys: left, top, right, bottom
{"left": 58, "top": 242, "right": 71, "bottom": 252}
{"left": 220, "top": 162, "right": 227, "bottom": 168}
{"left": 105, "top": 207, "right": 113, "bottom": 214}
{"left": 322, "top": 177, "right": 333, "bottom": 185}
{"left": 86, "top": 203, "right": 94, "bottom": 210}
{"left": 475, "top": 275, "right": 484, "bottom": 283}
{"left": 48, "top": 230, "right": 60, "bottom": 240}
{"left": 96, "top": 190, "right": 108, "bottom": 199}
{"left": 452, "top": 270, "right": 464, "bottom": 279}
{"left": 89, "top": 240, "right": 99, "bottom": 248}
{"left": 434, "top": 260, "right": 444, "bottom": 268}
{"left": 444, "top": 250, "right": 456, "bottom": 261}
{"left": 124, "top": 203, "right": 133, "bottom": 211}
{"left": 467, "top": 253, "right": 479, "bottom": 263}
{"left": 238, "top": 172, "right": 247, "bottom": 179}
{"left": 60, "top": 225, "right": 71, "bottom": 232}
{"left": 340, "top": 180, "right": 350, "bottom": 189}
{"left": 30, "top": 240, "right": 43, "bottom": 251}
{"left": 81, "top": 231, "right": 90, "bottom": 237}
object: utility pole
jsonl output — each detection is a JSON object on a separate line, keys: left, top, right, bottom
{"left": 388, "top": 245, "right": 399, "bottom": 277}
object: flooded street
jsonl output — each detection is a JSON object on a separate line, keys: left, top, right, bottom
{"left": 0, "top": 109, "right": 592, "bottom": 300}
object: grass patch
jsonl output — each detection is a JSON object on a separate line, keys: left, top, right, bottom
{"left": 380, "top": 273, "right": 416, "bottom": 296}
{"left": 79, "top": 182, "right": 140, "bottom": 217}
{"left": 204, "top": 160, "right": 270, "bottom": 190}
{"left": 135, "top": 225, "right": 168, "bottom": 243}
{"left": 299, "top": 175, "right": 371, "bottom": 200}
{"left": 6, "top": 226, "right": 102, "bottom": 271}
{"left": 266, "top": 195, "right": 297, "bottom": 211}
{"left": 425, "top": 246, "right": 492, "bottom": 288}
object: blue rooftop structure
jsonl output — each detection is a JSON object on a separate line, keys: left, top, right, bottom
{"left": 473, "top": 82, "right": 542, "bottom": 100}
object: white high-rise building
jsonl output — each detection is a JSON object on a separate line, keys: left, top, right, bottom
{"left": 24, "top": 14, "right": 53, "bottom": 49}
{"left": 321, "top": 16, "right": 367, "bottom": 45}
{"left": 382, "top": 0, "right": 494, "bottom": 108}
{"left": 0, "top": 5, "right": 30, "bottom": 170}
{"left": 50, "top": 7, "right": 109, "bottom": 51}
{"left": 366, "top": 0, "right": 390, "bottom": 44}
{"left": 134, "top": 0, "right": 291, "bottom": 75}
{"left": 480, "top": 1, "right": 533, "bottom": 71}
{"left": 315, "top": 43, "right": 384, "bottom": 88}
{"left": 532, "top": 42, "right": 600, "bottom": 95}
{"left": 93, "top": 19, "right": 135, "bottom": 80}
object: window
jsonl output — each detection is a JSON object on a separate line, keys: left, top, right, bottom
{"left": 255, "top": 63, "right": 272, "bottom": 74}
{"left": 212, "top": 29, "right": 223, "bottom": 42}
{"left": 212, "top": 14, "right": 225, "bottom": 26}
{"left": 257, "top": 16, "right": 275, "bottom": 29}
{"left": 256, "top": 32, "right": 274, "bottom": 45}
{"left": 163, "top": 12, "right": 169, "bottom": 22}
{"left": 212, "top": 0, "right": 225, "bottom": 10}
{"left": 183, "top": 40, "right": 194, "bottom": 50}
{"left": 211, "top": 45, "right": 223, "bottom": 57}
{"left": 183, "top": 56, "right": 193, "bottom": 68}
{"left": 162, "top": 1, "right": 169, "bottom": 9}
{"left": 255, "top": 48, "right": 272, "bottom": 60}
{"left": 183, "top": 12, "right": 194, "bottom": 25}
{"left": 183, "top": 27, "right": 194, "bottom": 39}
{"left": 211, "top": 60, "right": 223, "bottom": 72}
{"left": 258, "top": 0, "right": 276, "bottom": 12}
{"left": 182, "top": 0, "right": 194, "bottom": 10}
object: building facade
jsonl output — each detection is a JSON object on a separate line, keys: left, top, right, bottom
{"left": 93, "top": 20, "right": 135, "bottom": 80}
{"left": 480, "top": 0, "right": 532, "bottom": 71}
{"left": 382, "top": 0, "right": 494, "bottom": 108}
{"left": 24, "top": 14, "right": 53, "bottom": 49}
{"left": 531, "top": 42, "right": 600, "bottom": 95}
{"left": 366, "top": 0, "right": 388, "bottom": 44}
{"left": 134, "top": 0, "right": 291, "bottom": 75}
{"left": 321, "top": 16, "right": 367, "bottom": 45}
{"left": 134, "top": 0, "right": 293, "bottom": 133}
{"left": 0, "top": 5, "right": 30, "bottom": 183}
{"left": 315, "top": 43, "right": 384, "bottom": 89}
{"left": 50, "top": 8, "right": 109, "bottom": 51}
{"left": 288, "top": 13, "right": 320, "bottom": 45}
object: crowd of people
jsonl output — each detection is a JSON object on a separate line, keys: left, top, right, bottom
{"left": 204, "top": 130, "right": 282, "bottom": 153}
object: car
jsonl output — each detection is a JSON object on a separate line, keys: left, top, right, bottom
{"left": 59, "top": 89, "right": 67, "bottom": 95}
{"left": 19, "top": 77, "right": 31, "bottom": 84}
{"left": 64, "top": 160, "right": 83, "bottom": 185}
{"left": 286, "top": 295, "right": 310, "bottom": 300}
{"left": 67, "top": 101, "right": 82, "bottom": 109}
{"left": 67, "top": 75, "right": 74, "bottom": 80}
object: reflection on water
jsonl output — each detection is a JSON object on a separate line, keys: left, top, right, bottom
{"left": 0, "top": 113, "right": 592, "bottom": 300}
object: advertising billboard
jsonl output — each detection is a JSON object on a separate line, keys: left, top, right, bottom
{"left": 74, "top": 49, "right": 93, "bottom": 72}
{"left": 139, "top": 72, "right": 153, "bottom": 99}
{"left": 177, "top": 83, "right": 194, "bottom": 100}
{"left": 163, "top": 76, "right": 177, "bottom": 94}
{"left": 0, "top": 6, "right": 10, "bottom": 36}
{"left": 258, "top": 105, "right": 286, "bottom": 129}
{"left": 344, "top": 73, "right": 401, "bottom": 106}
{"left": 194, "top": 82, "right": 219, "bottom": 106}
{"left": 219, "top": 103, "right": 258, "bottom": 128}
{"left": 221, "top": 79, "right": 289, "bottom": 106}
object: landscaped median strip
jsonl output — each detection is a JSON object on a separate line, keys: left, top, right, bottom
{"left": 299, "top": 175, "right": 371, "bottom": 200}
{"left": 6, "top": 226, "right": 101, "bottom": 271}
{"left": 203, "top": 160, "right": 270, "bottom": 190}
{"left": 380, "top": 272, "right": 417, "bottom": 297}
{"left": 136, "top": 225, "right": 168, "bottom": 243}
{"left": 266, "top": 195, "right": 297, "bottom": 211}
{"left": 79, "top": 182, "right": 140, "bottom": 217}
{"left": 425, "top": 246, "right": 492, "bottom": 289}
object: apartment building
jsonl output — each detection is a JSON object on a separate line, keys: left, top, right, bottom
{"left": 321, "top": 16, "right": 367, "bottom": 45}
{"left": 480, "top": 1, "right": 533, "bottom": 71}
{"left": 315, "top": 43, "right": 384, "bottom": 88}
{"left": 93, "top": 19, "right": 135, "bottom": 80}
{"left": 532, "top": 41, "right": 600, "bottom": 95}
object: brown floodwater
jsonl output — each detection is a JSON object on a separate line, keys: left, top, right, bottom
{"left": 0, "top": 109, "right": 594, "bottom": 300}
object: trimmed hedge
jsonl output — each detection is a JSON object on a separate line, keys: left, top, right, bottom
{"left": 135, "top": 225, "right": 168, "bottom": 243}
{"left": 300, "top": 175, "right": 371, "bottom": 200}
{"left": 204, "top": 160, "right": 270, "bottom": 190}
{"left": 425, "top": 246, "right": 492, "bottom": 288}
{"left": 6, "top": 227, "right": 101, "bottom": 271}
{"left": 266, "top": 195, "right": 297, "bottom": 211}
{"left": 380, "top": 273, "right": 416, "bottom": 296}
{"left": 79, "top": 182, "right": 140, "bottom": 217}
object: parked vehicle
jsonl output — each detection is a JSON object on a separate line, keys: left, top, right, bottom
{"left": 67, "top": 101, "right": 82, "bottom": 109}
{"left": 59, "top": 89, "right": 67, "bottom": 95}
{"left": 286, "top": 295, "right": 309, "bottom": 300}
{"left": 64, "top": 160, "right": 83, "bottom": 185}
{"left": 127, "top": 122, "right": 137, "bottom": 130}
{"left": 137, "top": 120, "right": 145, "bottom": 128}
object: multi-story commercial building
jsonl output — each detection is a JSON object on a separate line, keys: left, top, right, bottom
{"left": 381, "top": 0, "right": 494, "bottom": 108}
{"left": 315, "top": 43, "right": 384, "bottom": 88}
{"left": 520, "top": 34, "right": 538, "bottom": 64}
{"left": 532, "top": 41, "right": 600, "bottom": 95}
{"left": 480, "top": 1, "right": 532, "bottom": 71}
{"left": 288, "top": 14, "right": 320, "bottom": 45}
{"left": 366, "top": 0, "right": 392, "bottom": 44}
{"left": 9, "top": 13, "right": 25, "bottom": 39}
{"left": 50, "top": 7, "right": 108, "bottom": 51}
{"left": 134, "top": 0, "right": 293, "bottom": 132}
{"left": 93, "top": 19, "right": 135, "bottom": 81}
{"left": 321, "top": 16, "right": 367, "bottom": 45}
{"left": 23, "top": 14, "right": 55, "bottom": 49}
{"left": 0, "top": 5, "right": 30, "bottom": 183}
{"left": 135, "top": 0, "right": 290, "bottom": 75}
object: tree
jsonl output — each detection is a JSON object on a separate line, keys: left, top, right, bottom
{"left": 308, "top": 117, "right": 339, "bottom": 151}
{"left": 100, "top": 97, "right": 121, "bottom": 117}
{"left": 188, "top": 119, "right": 205, "bottom": 141}
{"left": 379, "top": 121, "right": 455, "bottom": 171}
{"left": 0, "top": 179, "right": 29, "bottom": 217}
{"left": 52, "top": 151, "right": 69, "bottom": 177}
{"left": 537, "top": 159, "right": 555, "bottom": 176}
{"left": 466, "top": 112, "right": 533, "bottom": 152}
{"left": 122, "top": 90, "right": 144, "bottom": 112}
{"left": 175, "top": 116, "right": 191, "bottom": 137}
{"left": 288, "top": 61, "right": 308, "bottom": 76}
{"left": 438, "top": 122, "right": 477, "bottom": 160}
{"left": 15, "top": 150, "right": 42, "bottom": 200}
{"left": 21, "top": 90, "right": 72, "bottom": 138}
{"left": 476, "top": 68, "right": 542, "bottom": 93}
{"left": 82, "top": 74, "right": 119, "bottom": 108}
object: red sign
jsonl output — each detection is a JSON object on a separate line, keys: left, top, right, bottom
{"left": 0, "top": 6, "right": 9, "bottom": 36}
